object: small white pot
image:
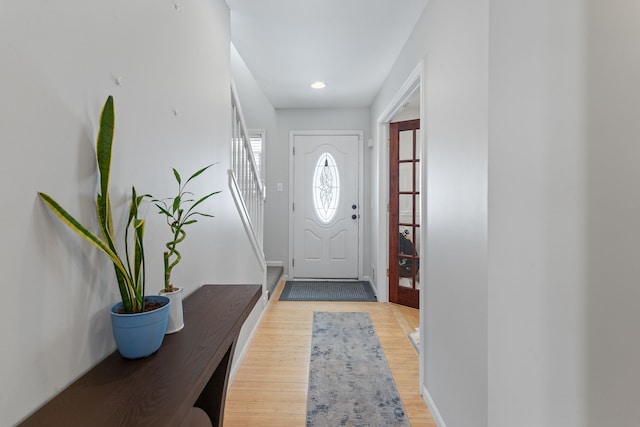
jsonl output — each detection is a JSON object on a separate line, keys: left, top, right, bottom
{"left": 159, "top": 287, "right": 184, "bottom": 334}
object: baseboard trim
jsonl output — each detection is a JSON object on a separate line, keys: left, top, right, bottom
{"left": 362, "top": 275, "right": 377, "bottom": 297}
{"left": 266, "top": 260, "right": 284, "bottom": 268}
{"left": 228, "top": 296, "right": 269, "bottom": 383}
{"left": 423, "top": 385, "right": 447, "bottom": 427}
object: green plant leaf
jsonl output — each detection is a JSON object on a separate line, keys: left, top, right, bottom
{"left": 38, "top": 192, "right": 132, "bottom": 291}
{"left": 153, "top": 163, "right": 219, "bottom": 291}
{"left": 96, "top": 96, "right": 114, "bottom": 214}
{"left": 38, "top": 96, "right": 148, "bottom": 314}
{"left": 172, "top": 196, "right": 181, "bottom": 214}
{"left": 183, "top": 163, "right": 215, "bottom": 187}
{"left": 154, "top": 204, "right": 173, "bottom": 217}
{"left": 133, "top": 218, "right": 145, "bottom": 308}
{"left": 183, "top": 191, "right": 221, "bottom": 218}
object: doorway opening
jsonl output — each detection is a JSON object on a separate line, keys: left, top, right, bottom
{"left": 375, "top": 60, "right": 424, "bottom": 386}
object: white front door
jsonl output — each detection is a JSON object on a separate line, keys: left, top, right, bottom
{"left": 291, "top": 131, "right": 362, "bottom": 279}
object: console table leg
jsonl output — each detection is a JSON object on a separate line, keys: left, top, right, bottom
{"left": 195, "top": 342, "right": 236, "bottom": 427}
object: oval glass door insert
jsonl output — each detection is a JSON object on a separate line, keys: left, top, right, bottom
{"left": 313, "top": 152, "right": 340, "bottom": 223}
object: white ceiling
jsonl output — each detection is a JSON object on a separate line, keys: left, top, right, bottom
{"left": 226, "top": 0, "right": 429, "bottom": 109}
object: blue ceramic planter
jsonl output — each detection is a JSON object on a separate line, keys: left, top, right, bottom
{"left": 110, "top": 295, "right": 171, "bottom": 359}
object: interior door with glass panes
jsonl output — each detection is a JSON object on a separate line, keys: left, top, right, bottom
{"left": 292, "top": 133, "right": 361, "bottom": 279}
{"left": 389, "top": 119, "right": 420, "bottom": 308}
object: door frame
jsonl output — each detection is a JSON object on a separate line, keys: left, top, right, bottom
{"left": 375, "top": 61, "right": 424, "bottom": 303}
{"left": 288, "top": 130, "right": 365, "bottom": 280}
{"left": 375, "top": 61, "right": 425, "bottom": 389}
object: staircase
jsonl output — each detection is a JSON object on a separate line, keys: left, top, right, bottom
{"left": 266, "top": 265, "right": 283, "bottom": 299}
{"left": 229, "top": 81, "right": 267, "bottom": 290}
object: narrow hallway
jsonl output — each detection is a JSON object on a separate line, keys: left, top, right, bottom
{"left": 224, "top": 280, "right": 434, "bottom": 426}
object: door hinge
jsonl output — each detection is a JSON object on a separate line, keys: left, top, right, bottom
{"left": 292, "top": 202, "right": 295, "bottom": 211}
{"left": 292, "top": 258, "right": 295, "bottom": 267}
{"left": 293, "top": 146, "right": 295, "bottom": 155}
{"left": 387, "top": 138, "right": 390, "bottom": 148}
{"left": 386, "top": 268, "right": 389, "bottom": 277}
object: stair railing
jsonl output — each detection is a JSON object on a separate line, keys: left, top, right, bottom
{"left": 229, "top": 81, "right": 266, "bottom": 267}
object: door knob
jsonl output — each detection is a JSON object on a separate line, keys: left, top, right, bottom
{"left": 352, "top": 214, "right": 357, "bottom": 220}
{"left": 352, "top": 204, "right": 357, "bottom": 209}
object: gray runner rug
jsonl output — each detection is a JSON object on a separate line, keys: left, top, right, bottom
{"left": 306, "top": 312, "right": 410, "bottom": 426}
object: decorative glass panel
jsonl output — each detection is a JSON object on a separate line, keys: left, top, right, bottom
{"left": 313, "top": 152, "right": 340, "bottom": 223}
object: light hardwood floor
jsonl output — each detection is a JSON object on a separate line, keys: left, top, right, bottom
{"left": 223, "top": 280, "right": 435, "bottom": 426}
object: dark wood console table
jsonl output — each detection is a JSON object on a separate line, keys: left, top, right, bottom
{"left": 20, "top": 284, "right": 262, "bottom": 427}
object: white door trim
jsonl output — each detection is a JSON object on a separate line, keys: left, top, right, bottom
{"left": 375, "top": 60, "right": 423, "bottom": 302}
{"left": 288, "top": 130, "right": 364, "bottom": 280}
{"left": 375, "top": 60, "right": 424, "bottom": 388}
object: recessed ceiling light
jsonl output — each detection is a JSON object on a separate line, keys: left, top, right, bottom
{"left": 310, "top": 81, "right": 326, "bottom": 89}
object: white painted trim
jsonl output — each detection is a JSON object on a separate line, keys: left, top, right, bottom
{"left": 229, "top": 264, "right": 287, "bottom": 383}
{"left": 228, "top": 292, "right": 270, "bottom": 384}
{"left": 362, "top": 275, "right": 377, "bottom": 298}
{"left": 376, "top": 59, "right": 425, "bottom": 385}
{"left": 266, "top": 260, "right": 284, "bottom": 268}
{"left": 423, "top": 385, "right": 447, "bottom": 427}
{"left": 288, "top": 130, "right": 365, "bottom": 280}
{"left": 377, "top": 64, "right": 422, "bottom": 123}
{"left": 375, "top": 61, "right": 423, "bottom": 301}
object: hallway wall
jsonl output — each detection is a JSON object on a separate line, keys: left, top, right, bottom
{"left": 230, "top": 43, "right": 278, "bottom": 196}
{"left": 0, "top": 1, "right": 264, "bottom": 425}
{"left": 491, "top": 0, "right": 640, "bottom": 426}
{"left": 371, "top": 0, "right": 489, "bottom": 425}
{"left": 584, "top": 1, "right": 640, "bottom": 423}
{"left": 372, "top": 0, "right": 640, "bottom": 426}
{"left": 489, "top": 1, "right": 588, "bottom": 425}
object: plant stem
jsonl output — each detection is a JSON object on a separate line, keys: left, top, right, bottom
{"left": 164, "top": 228, "right": 185, "bottom": 291}
{"left": 164, "top": 252, "right": 170, "bottom": 291}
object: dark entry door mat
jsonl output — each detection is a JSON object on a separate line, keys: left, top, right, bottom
{"left": 279, "top": 281, "right": 377, "bottom": 302}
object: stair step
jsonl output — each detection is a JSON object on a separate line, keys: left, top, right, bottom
{"left": 266, "top": 266, "right": 283, "bottom": 299}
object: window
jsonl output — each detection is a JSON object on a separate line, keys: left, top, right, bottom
{"left": 249, "top": 130, "right": 265, "bottom": 182}
{"left": 313, "top": 152, "right": 340, "bottom": 223}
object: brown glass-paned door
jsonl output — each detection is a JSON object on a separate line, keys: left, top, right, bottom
{"left": 389, "top": 119, "right": 420, "bottom": 309}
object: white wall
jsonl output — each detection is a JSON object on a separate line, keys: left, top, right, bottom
{"left": 489, "top": 1, "right": 587, "bottom": 425}
{"left": 0, "top": 1, "right": 263, "bottom": 425}
{"left": 371, "top": 0, "right": 489, "bottom": 425}
{"left": 380, "top": 0, "right": 640, "bottom": 425}
{"left": 490, "top": 0, "right": 640, "bottom": 426}
{"left": 584, "top": 1, "right": 640, "bottom": 424}
{"left": 230, "top": 43, "right": 278, "bottom": 258}
{"left": 268, "top": 109, "right": 371, "bottom": 275}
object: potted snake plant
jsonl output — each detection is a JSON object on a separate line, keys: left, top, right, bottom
{"left": 38, "top": 95, "right": 170, "bottom": 359}
{"left": 152, "top": 164, "right": 219, "bottom": 333}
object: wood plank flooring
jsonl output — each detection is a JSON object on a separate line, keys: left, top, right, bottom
{"left": 224, "top": 280, "right": 435, "bottom": 426}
